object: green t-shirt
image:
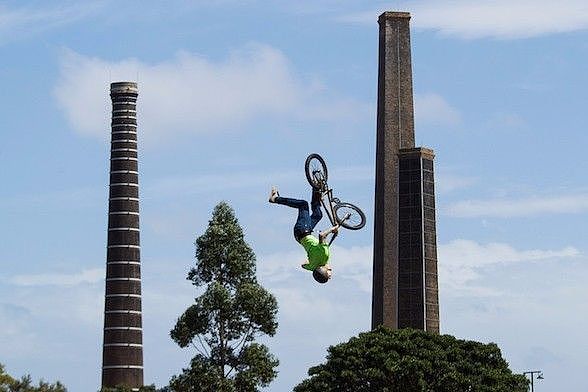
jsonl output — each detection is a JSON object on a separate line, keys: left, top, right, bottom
{"left": 300, "top": 234, "right": 330, "bottom": 271}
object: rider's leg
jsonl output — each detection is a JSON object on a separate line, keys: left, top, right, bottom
{"left": 273, "top": 196, "right": 312, "bottom": 241}
{"left": 273, "top": 196, "right": 307, "bottom": 210}
{"left": 309, "top": 189, "right": 323, "bottom": 230}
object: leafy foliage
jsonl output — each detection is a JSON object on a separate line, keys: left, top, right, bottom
{"left": 294, "top": 327, "right": 529, "bottom": 392}
{"left": 169, "top": 202, "right": 279, "bottom": 392}
{"left": 0, "top": 363, "right": 67, "bottom": 392}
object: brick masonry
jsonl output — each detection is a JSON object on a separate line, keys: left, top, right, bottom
{"left": 372, "top": 12, "right": 440, "bottom": 333}
{"left": 102, "top": 82, "right": 144, "bottom": 389}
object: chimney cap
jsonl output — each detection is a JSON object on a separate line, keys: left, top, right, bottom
{"left": 398, "top": 147, "right": 435, "bottom": 160}
{"left": 378, "top": 11, "right": 411, "bottom": 23}
{"left": 110, "top": 81, "right": 138, "bottom": 94}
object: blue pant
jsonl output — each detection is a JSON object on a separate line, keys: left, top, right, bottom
{"left": 274, "top": 190, "right": 323, "bottom": 242}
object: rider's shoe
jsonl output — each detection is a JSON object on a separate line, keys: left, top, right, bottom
{"left": 268, "top": 186, "right": 279, "bottom": 203}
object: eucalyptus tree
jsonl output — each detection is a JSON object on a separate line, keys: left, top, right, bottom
{"left": 169, "top": 202, "right": 278, "bottom": 392}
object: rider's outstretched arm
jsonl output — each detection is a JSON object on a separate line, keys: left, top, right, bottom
{"left": 319, "top": 224, "right": 340, "bottom": 244}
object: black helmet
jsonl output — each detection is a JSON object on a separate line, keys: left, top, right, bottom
{"left": 313, "top": 266, "right": 330, "bottom": 284}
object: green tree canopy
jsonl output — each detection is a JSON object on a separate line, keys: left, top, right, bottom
{"left": 0, "top": 363, "right": 66, "bottom": 392}
{"left": 169, "top": 202, "right": 279, "bottom": 392}
{"left": 294, "top": 327, "right": 528, "bottom": 392}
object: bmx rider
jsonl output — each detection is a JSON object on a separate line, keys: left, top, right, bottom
{"left": 269, "top": 186, "right": 339, "bottom": 283}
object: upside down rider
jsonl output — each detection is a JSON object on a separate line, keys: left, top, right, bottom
{"left": 268, "top": 186, "right": 340, "bottom": 284}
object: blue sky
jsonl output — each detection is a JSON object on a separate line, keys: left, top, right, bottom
{"left": 1, "top": 1, "right": 587, "bottom": 391}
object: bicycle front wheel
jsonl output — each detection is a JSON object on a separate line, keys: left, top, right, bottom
{"left": 305, "top": 153, "right": 328, "bottom": 190}
{"left": 334, "top": 202, "right": 366, "bottom": 230}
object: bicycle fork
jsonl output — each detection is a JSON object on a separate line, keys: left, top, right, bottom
{"left": 318, "top": 187, "right": 351, "bottom": 245}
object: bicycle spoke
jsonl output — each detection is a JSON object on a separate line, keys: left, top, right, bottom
{"left": 333, "top": 202, "right": 366, "bottom": 230}
{"left": 305, "top": 153, "right": 328, "bottom": 190}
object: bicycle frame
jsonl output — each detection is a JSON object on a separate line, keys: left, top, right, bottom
{"left": 317, "top": 186, "right": 340, "bottom": 245}
{"left": 306, "top": 153, "right": 365, "bottom": 239}
{"left": 310, "top": 165, "right": 354, "bottom": 245}
{"left": 318, "top": 187, "right": 337, "bottom": 226}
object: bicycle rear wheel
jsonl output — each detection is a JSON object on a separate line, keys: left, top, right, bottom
{"left": 305, "top": 153, "right": 328, "bottom": 190}
{"left": 334, "top": 202, "right": 366, "bottom": 230}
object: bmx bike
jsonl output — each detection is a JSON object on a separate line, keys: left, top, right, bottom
{"left": 304, "top": 153, "right": 366, "bottom": 243}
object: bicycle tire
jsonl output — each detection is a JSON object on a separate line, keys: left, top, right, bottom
{"left": 334, "top": 202, "right": 366, "bottom": 230}
{"left": 305, "top": 153, "right": 328, "bottom": 190}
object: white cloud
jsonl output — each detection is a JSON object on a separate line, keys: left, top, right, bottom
{"left": 336, "top": 0, "right": 588, "bottom": 39}
{"left": 435, "top": 171, "right": 476, "bottom": 194}
{"left": 0, "top": 303, "right": 37, "bottom": 357}
{"left": 10, "top": 267, "right": 104, "bottom": 286}
{"left": 439, "top": 239, "right": 580, "bottom": 292}
{"left": 254, "top": 244, "right": 373, "bottom": 391}
{"left": 0, "top": 2, "right": 101, "bottom": 43}
{"left": 5, "top": 241, "right": 582, "bottom": 390}
{"left": 414, "top": 93, "right": 461, "bottom": 126}
{"left": 259, "top": 238, "right": 582, "bottom": 298}
{"left": 258, "top": 244, "right": 373, "bottom": 292}
{"left": 258, "top": 239, "right": 580, "bottom": 299}
{"left": 0, "top": 269, "right": 106, "bottom": 358}
{"left": 54, "top": 45, "right": 369, "bottom": 145}
{"left": 270, "top": 287, "right": 340, "bottom": 322}
{"left": 329, "top": 245, "right": 373, "bottom": 291}
{"left": 446, "top": 194, "right": 588, "bottom": 217}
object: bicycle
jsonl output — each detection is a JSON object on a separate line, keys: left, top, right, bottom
{"left": 304, "top": 153, "right": 366, "bottom": 244}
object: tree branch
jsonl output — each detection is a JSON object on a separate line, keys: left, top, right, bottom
{"left": 191, "top": 341, "right": 206, "bottom": 357}
{"left": 196, "top": 334, "right": 210, "bottom": 357}
{"left": 226, "top": 323, "right": 254, "bottom": 378}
